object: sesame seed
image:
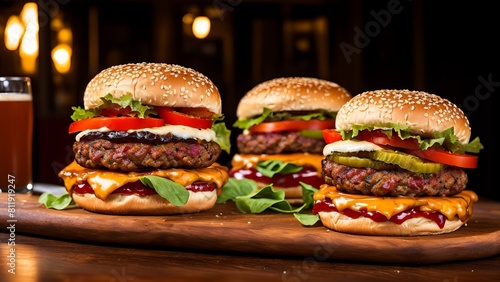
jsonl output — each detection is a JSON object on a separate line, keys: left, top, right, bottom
{"left": 335, "top": 89, "right": 472, "bottom": 143}
{"left": 237, "top": 77, "right": 353, "bottom": 117}
{"left": 83, "top": 62, "right": 221, "bottom": 114}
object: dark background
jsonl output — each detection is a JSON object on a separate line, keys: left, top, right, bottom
{"left": 0, "top": 0, "right": 497, "bottom": 200}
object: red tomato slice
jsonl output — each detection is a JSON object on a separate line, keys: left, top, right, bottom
{"left": 249, "top": 120, "right": 335, "bottom": 133}
{"left": 322, "top": 129, "right": 343, "bottom": 143}
{"left": 407, "top": 148, "right": 478, "bottom": 169}
{"left": 356, "top": 130, "right": 420, "bottom": 150}
{"left": 68, "top": 117, "right": 165, "bottom": 134}
{"left": 176, "top": 107, "right": 215, "bottom": 119}
{"left": 157, "top": 107, "right": 213, "bottom": 129}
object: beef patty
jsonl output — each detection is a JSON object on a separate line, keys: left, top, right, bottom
{"left": 236, "top": 131, "right": 325, "bottom": 154}
{"left": 74, "top": 131, "right": 222, "bottom": 172}
{"left": 322, "top": 158, "right": 468, "bottom": 197}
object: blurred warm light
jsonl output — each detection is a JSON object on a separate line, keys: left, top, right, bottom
{"left": 51, "top": 44, "right": 72, "bottom": 73}
{"left": 182, "top": 13, "right": 194, "bottom": 25}
{"left": 20, "top": 30, "right": 38, "bottom": 56}
{"left": 51, "top": 16, "right": 64, "bottom": 30}
{"left": 20, "top": 3, "right": 39, "bottom": 31}
{"left": 4, "top": 2, "right": 73, "bottom": 74}
{"left": 4, "top": 2, "right": 40, "bottom": 73}
{"left": 19, "top": 39, "right": 37, "bottom": 74}
{"left": 20, "top": 2, "right": 39, "bottom": 57}
{"left": 4, "top": 16, "right": 24, "bottom": 50}
{"left": 205, "top": 7, "right": 219, "bottom": 19}
{"left": 296, "top": 37, "right": 311, "bottom": 52}
{"left": 192, "top": 16, "right": 211, "bottom": 39}
{"left": 20, "top": 54, "right": 37, "bottom": 74}
{"left": 19, "top": 26, "right": 38, "bottom": 74}
{"left": 57, "top": 28, "right": 73, "bottom": 43}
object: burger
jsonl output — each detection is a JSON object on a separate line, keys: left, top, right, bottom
{"left": 230, "top": 77, "right": 352, "bottom": 203}
{"left": 313, "top": 89, "right": 484, "bottom": 235}
{"left": 58, "top": 63, "right": 231, "bottom": 215}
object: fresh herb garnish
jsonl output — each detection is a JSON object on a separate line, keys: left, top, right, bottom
{"left": 140, "top": 175, "right": 189, "bottom": 206}
{"left": 38, "top": 192, "right": 77, "bottom": 210}
{"left": 256, "top": 160, "right": 302, "bottom": 178}
{"left": 217, "top": 178, "right": 320, "bottom": 225}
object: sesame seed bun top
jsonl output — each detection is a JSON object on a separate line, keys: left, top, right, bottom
{"left": 83, "top": 63, "right": 222, "bottom": 115}
{"left": 335, "top": 89, "right": 471, "bottom": 144}
{"left": 236, "top": 77, "right": 352, "bottom": 119}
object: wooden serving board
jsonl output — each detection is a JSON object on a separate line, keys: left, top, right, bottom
{"left": 1, "top": 193, "right": 499, "bottom": 264}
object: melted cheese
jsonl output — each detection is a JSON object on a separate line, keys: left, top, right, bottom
{"left": 314, "top": 184, "right": 478, "bottom": 222}
{"left": 231, "top": 153, "right": 324, "bottom": 176}
{"left": 75, "top": 125, "right": 216, "bottom": 142}
{"left": 323, "top": 140, "right": 383, "bottom": 156}
{"left": 58, "top": 161, "right": 229, "bottom": 200}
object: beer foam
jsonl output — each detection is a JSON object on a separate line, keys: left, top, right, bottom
{"left": 0, "top": 93, "right": 32, "bottom": 101}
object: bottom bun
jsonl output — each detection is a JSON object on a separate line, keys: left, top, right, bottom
{"left": 317, "top": 211, "right": 464, "bottom": 236}
{"left": 72, "top": 190, "right": 218, "bottom": 215}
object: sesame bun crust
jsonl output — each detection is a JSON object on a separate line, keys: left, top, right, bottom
{"left": 317, "top": 211, "right": 464, "bottom": 236}
{"left": 236, "top": 77, "right": 352, "bottom": 119}
{"left": 336, "top": 89, "right": 471, "bottom": 144}
{"left": 84, "top": 63, "right": 221, "bottom": 115}
{"left": 72, "top": 190, "right": 218, "bottom": 215}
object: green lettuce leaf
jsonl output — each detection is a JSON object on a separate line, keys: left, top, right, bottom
{"left": 71, "top": 93, "right": 156, "bottom": 121}
{"left": 38, "top": 192, "right": 77, "bottom": 210}
{"left": 140, "top": 175, "right": 189, "bottom": 206}
{"left": 298, "top": 129, "right": 324, "bottom": 139}
{"left": 233, "top": 107, "right": 337, "bottom": 130}
{"left": 233, "top": 107, "right": 273, "bottom": 130}
{"left": 289, "top": 182, "right": 320, "bottom": 226}
{"left": 70, "top": 107, "right": 96, "bottom": 121}
{"left": 212, "top": 122, "right": 231, "bottom": 154}
{"left": 256, "top": 160, "right": 302, "bottom": 178}
{"left": 234, "top": 182, "right": 318, "bottom": 214}
{"left": 463, "top": 137, "right": 484, "bottom": 153}
{"left": 340, "top": 123, "right": 484, "bottom": 154}
{"left": 293, "top": 213, "right": 320, "bottom": 226}
{"left": 234, "top": 185, "right": 293, "bottom": 213}
{"left": 216, "top": 178, "right": 257, "bottom": 204}
{"left": 218, "top": 177, "right": 319, "bottom": 217}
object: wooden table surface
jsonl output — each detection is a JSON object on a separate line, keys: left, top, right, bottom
{"left": 0, "top": 232, "right": 499, "bottom": 282}
{"left": 2, "top": 189, "right": 500, "bottom": 281}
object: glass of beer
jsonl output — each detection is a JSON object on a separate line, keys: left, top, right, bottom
{"left": 0, "top": 76, "right": 34, "bottom": 193}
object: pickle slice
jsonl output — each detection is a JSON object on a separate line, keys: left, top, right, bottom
{"left": 328, "top": 150, "right": 443, "bottom": 174}
{"left": 368, "top": 150, "right": 443, "bottom": 174}
{"left": 330, "top": 155, "right": 396, "bottom": 170}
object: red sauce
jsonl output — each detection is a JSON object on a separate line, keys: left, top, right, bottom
{"left": 229, "top": 166, "right": 324, "bottom": 188}
{"left": 73, "top": 181, "right": 216, "bottom": 196}
{"left": 312, "top": 198, "right": 447, "bottom": 229}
